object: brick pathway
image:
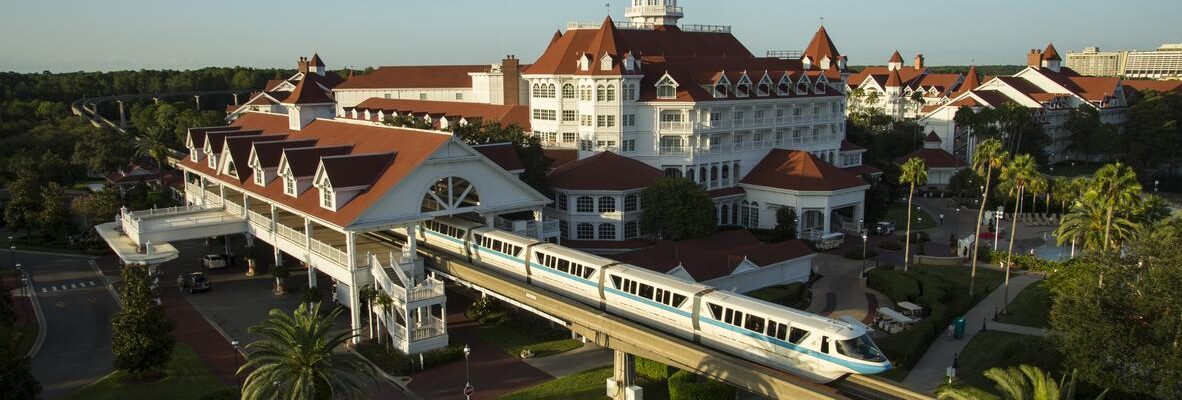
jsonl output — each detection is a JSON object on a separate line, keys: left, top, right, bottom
{"left": 160, "top": 290, "right": 240, "bottom": 386}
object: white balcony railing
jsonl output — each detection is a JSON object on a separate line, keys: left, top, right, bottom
{"left": 411, "top": 317, "right": 447, "bottom": 341}
{"left": 660, "top": 145, "right": 690, "bottom": 155}
{"left": 658, "top": 121, "right": 692, "bottom": 132}
{"left": 125, "top": 204, "right": 204, "bottom": 220}
{"left": 246, "top": 209, "right": 270, "bottom": 227}
{"left": 224, "top": 201, "right": 243, "bottom": 216}
{"left": 275, "top": 223, "right": 306, "bottom": 245}
{"left": 309, "top": 237, "right": 348, "bottom": 266}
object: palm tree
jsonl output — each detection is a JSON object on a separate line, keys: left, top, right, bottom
{"left": 239, "top": 303, "right": 379, "bottom": 400}
{"left": 371, "top": 292, "right": 394, "bottom": 347}
{"left": 1056, "top": 190, "right": 1135, "bottom": 256}
{"left": 899, "top": 157, "right": 928, "bottom": 272}
{"left": 358, "top": 286, "right": 377, "bottom": 339}
{"left": 968, "top": 138, "right": 1009, "bottom": 297}
{"left": 1092, "top": 162, "right": 1142, "bottom": 252}
{"left": 137, "top": 127, "right": 172, "bottom": 186}
{"left": 937, "top": 364, "right": 1107, "bottom": 400}
{"left": 999, "top": 154, "right": 1043, "bottom": 313}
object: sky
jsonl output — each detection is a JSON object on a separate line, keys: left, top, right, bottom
{"left": 2, "top": 0, "right": 1180, "bottom": 73}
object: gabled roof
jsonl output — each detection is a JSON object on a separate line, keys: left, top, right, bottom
{"left": 188, "top": 126, "right": 241, "bottom": 149}
{"left": 547, "top": 151, "right": 663, "bottom": 191}
{"left": 925, "top": 131, "right": 942, "bottom": 143}
{"left": 1123, "top": 79, "right": 1182, "bottom": 94}
{"left": 525, "top": 23, "right": 753, "bottom": 76}
{"left": 180, "top": 112, "right": 453, "bottom": 228}
{"left": 609, "top": 230, "right": 813, "bottom": 281}
{"left": 472, "top": 143, "right": 524, "bottom": 172}
{"left": 206, "top": 130, "right": 262, "bottom": 154}
{"left": 801, "top": 26, "right": 841, "bottom": 70}
{"left": 224, "top": 134, "right": 289, "bottom": 182}
{"left": 309, "top": 53, "right": 325, "bottom": 67}
{"left": 283, "top": 145, "right": 353, "bottom": 177}
{"left": 1042, "top": 43, "right": 1061, "bottom": 61}
{"left": 335, "top": 65, "right": 491, "bottom": 90}
{"left": 885, "top": 68, "right": 904, "bottom": 88}
{"left": 888, "top": 50, "right": 904, "bottom": 63}
{"left": 895, "top": 148, "right": 967, "bottom": 169}
{"left": 252, "top": 139, "right": 318, "bottom": 169}
{"left": 741, "top": 149, "right": 867, "bottom": 192}
{"left": 952, "top": 65, "right": 981, "bottom": 97}
{"left": 319, "top": 152, "right": 396, "bottom": 189}
{"left": 349, "top": 98, "right": 530, "bottom": 130}
{"left": 283, "top": 77, "right": 334, "bottom": 105}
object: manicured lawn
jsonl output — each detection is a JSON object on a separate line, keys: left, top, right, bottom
{"left": 911, "top": 264, "right": 1005, "bottom": 297}
{"left": 60, "top": 344, "right": 234, "bottom": 400}
{"left": 745, "top": 282, "right": 811, "bottom": 309}
{"left": 499, "top": 367, "right": 670, "bottom": 400}
{"left": 997, "top": 281, "right": 1050, "bottom": 328}
{"left": 883, "top": 204, "right": 936, "bottom": 231}
{"left": 954, "top": 331, "right": 1062, "bottom": 391}
{"left": 477, "top": 323, "right": 583, "bottom": 358}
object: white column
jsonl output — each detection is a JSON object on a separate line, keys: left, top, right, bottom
{"left": 269, "top": 204, "right": 277, "bottom": 233}
{"left": 307, "top": 261, "right": 317, "bottom": 288}
{"left": 795, "top": 207, "right": 804, "bottom": 237}
{"left": 199, "top": 177, "right": 207, "bottom": 207}
{"left": 404, "top": 223, "right": 418, "bottom": 254}
{"left": 823, "top": 205, "right": 832, "bottom": 234}
{"left": 484, "top": 214, "right": 495, "bottom": 227}
{"left": 273, "top": 246, "right": 283, "bottom": 267}
{"left": 349, "top": 280, "right": 361, "bottom": 344}
{"left": 533, "top": 208, "right": 544, "bottom": 239}
{"left": 304, "top": 218, "right": 313, "bottom": 255}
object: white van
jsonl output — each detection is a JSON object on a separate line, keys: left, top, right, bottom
{"left": 201, "top": 254, "right": 228, "bottom": 269}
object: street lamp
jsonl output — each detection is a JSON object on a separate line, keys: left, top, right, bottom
{"left": 954, "top": 208, "right": 961, "bottom": 240}
{"left": 1155, "top": 180, "right": 1160, "bottom": 193}
{"left": 860, "top": 231, "right": 869, "bottom": 279}
{"left": 463, "top": 344, "right": 472, "bottom": 400}
{"left": 994, "top": 212, "right": 1004, "bottom": 250}
{"left": 231, "top": 339, "right": 241, "bottom": 388}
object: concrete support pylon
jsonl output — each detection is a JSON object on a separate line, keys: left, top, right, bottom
{"left": 306, "top": 262, "right": 317, "bottom": 288}
{"left": 609, "top": 350, "right": 641, "bottom": 400}
{"left": 116, "top": 100, "right": 126, "bottom": 129}
{"left": 194, "top": 95, "right": 201, "bottom": 110}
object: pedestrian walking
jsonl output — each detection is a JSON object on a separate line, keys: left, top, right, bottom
{"left": 177, "top": 274, "right": 185, "bottom": 293}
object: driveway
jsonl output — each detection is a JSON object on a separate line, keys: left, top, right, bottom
{"left": 22, "top": 251, "right": 119, "bottom": 400}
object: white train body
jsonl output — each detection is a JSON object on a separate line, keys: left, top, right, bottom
{"left": 417, "top": 217, "right": 890, "bottom": 382}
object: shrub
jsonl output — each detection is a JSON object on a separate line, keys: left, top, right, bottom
{"left": 879, "top": 240, "right": 903, "bottom": 251}
{"left": 668, "top": 370, "right": 735, "bottom": 400}
{"left": 300, "top": 288, "right": 322, "bottom": 305}
{"left": 867, "top": 269, "right": 919, "bottom": 302}
{"left": 355, "top": 341, "right": 465, "bottom": 376}
{"left": 635, "top": 357, "right": 676, "bottom": 380}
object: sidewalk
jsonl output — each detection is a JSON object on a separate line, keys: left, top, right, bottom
{"left": 901, "top": 273, "right": 1042, "bottom": 394}
{"left": 522, "top": 342, "right": 613, "bottom": 378}
{"left": 159, "top": 290, "right": 240, "bottom": 386}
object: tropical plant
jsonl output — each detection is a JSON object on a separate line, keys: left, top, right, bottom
{"left": 936, "top": 364, "right": 1107, "bottom": 400}
{"left": 1055, "top": 190, "right": 1135, "bottom": 256}
{"left": 358, "top": 286, "right": 377, "bottom": 339}
{"left": 1091, "top": 163, "right": 1142, "bottom": 252}
{"left": 999, "top": 154, "right": 1043, "bottom": 313}
{"left": 111, "top": 264, "right": 176, "bottom": 376}
{"left": 898, "top": 157, "right": 928, "bottom": 272}
{"left": 239, "top": 303, "right": 379, "bottom": 400}
{"left": 270, "top": 263, "right": 289, "bottom": 295}
{"left": 136, "top": 126, "right": 172, "bottom": 184}
{"left": 968, "top": 138, "right": 1009, "bottom": 297}
{"left": 640, "top": 177, "right": 717, "bottom": 240}
{"left": 371, "top": 292, "right": 394, "bottom": 347}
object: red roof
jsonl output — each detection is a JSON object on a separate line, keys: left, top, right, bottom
{"left": 925, "top": 131, "right": 942, "bottom": 143}
{"left": 1031, "top": 68, "right": 1122, "bottom": 102}
{"left": 707, "top": 187, "right": 745, "bottom": 198}
{"left": 335, "top": 65, "right": 490, "bottom": 90}
{"left": 1042, "top": 43, "right": 1061, "bottom": 61}
{"left": 848, "top": 66, "right": 926, "bottom": 89}
{"left": 885, "top": 68, "right": 904, "bottom": 87}
{"left": 895, "top": 148, "right": 967, "bottom": 169}
{"left": 224, "top": 135, "right": 289, "bottom": 182}
{"left": 840, "top": 139, "right": 865, "bottom": 152}
{"left": 350, "top": 98, "right": 530, "bottom": 130}
{"left": 187, "top": 126, "right": 240, "bottom": 149}
{"left": 283, "top": 77, "right": 334, "bottom": 105}
{"left": 181, "top": 112, "right": 452, "bottom": 228}
{"left": 544, "top": 149, "right": 578, "bottom": 170}
{"left": 320, "top": 152, "right": 396, "bottom": 189}
{"left": 472, "top": 143, "right": 524, "bottom": 172}
{"left": 525, "top": 23, "right": 754, "bottom": 76}
{"left": 252, "top": 139, "right": 319, "bottom": 169}
{"left": 1123, "top": 79, "right": 1182, "bottom": 93}
{"left": 309, "top": 53, "right": 325, "bottom": 67}
{"left": 546, "top": 151, "right": 663, "bottom": 191}
{"left": 741, "top": 149, "right": 867, "bottom": 192}
{"left": 842, "top": 165, "right": 882, "bottom": 176}
{"left": 888, "top": 50, "right": 904, "bottom": 63}
{"left": 801, "top": 26, "right": 842, "bottom": 71}
{"left": 610, "top": 230, "right": 813, "bottom": 281}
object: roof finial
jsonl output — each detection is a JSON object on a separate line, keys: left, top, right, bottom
{"left": 970, "top": 58, "right": 976, "bottom": 66}
{"left": 605, "top": 2, "right": 611, "bottom": 16}
{"left": 819, "top": 16, "right": 824, "bottom": 26}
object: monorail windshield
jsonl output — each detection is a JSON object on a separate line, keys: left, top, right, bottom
{"left": 835, "top": 335, "right": 886, "bottom": 362}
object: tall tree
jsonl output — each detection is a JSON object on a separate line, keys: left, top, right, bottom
{"left": 1091, "top": 162, "right": 1142, "bottom": 252}
{"left": 998, "top": 154, "right": 1043, "bottom": 312}
{"left": 0, "top": 335, "right": 41, "bottom": 400}
{"left": 36, "top": 182, "right": 70, "bottom": 238}
{"left": 239, "top": 303, "right": 379, "bottom": 400}
{"left": 774, "top": 207, "right": 798, "bottom": 241}
{"left": 111, "top": 264, "right": 176, "bottom": 377}
{"left": 640, "top": 177, "right": 716, "bottom": 241}
{"left": 898, "top": 157, "right": 928, "bottom": 272}
{"left": 136, "top": 127, "right": 171, "bottom": 184}
{"left": 1055, "top": 190, "right": 1135, "bottom": 256}
{"left": 3, "top": 171, "right": 41, "bottom": 235}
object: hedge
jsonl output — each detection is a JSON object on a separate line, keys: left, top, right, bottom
{"left": 867, "top": 268, "right": 978, "bottom": 370}
{"left": 668, "top": 370, "right": 735, "bottom": 400}
{"left": 635, "top": 357, "right": 676, "bottom": 380}
{"left": 867, "top": 269, "right": 919, "bottom": 303}
{"left": 355, "top": 341, "right": 465, "bottom": 376}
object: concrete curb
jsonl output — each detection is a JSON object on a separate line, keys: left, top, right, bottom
{"left": 89, "top": 259, "right": 122, "bottom": 306}
{"left": 22, "top": 270, "right": 47, "bottom": 359}
{"left": 15, "top": 249, "right": 99, "bottom": 259}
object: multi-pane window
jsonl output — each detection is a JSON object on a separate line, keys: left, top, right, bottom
{"left": 580, "top": 115, "right": 593, "bottom": 127}
{"left": 623, "top": 84, "right": 637, "bottom": 101}
{"left": 623, "top": 194, "right": 638, "bottom": 211}
{"left": 562, "top": 132, "right": 577, "bottom": 143}
{"left": 598, "top": 223, "right": 615, "bottom": 240}
{"left": 576, "top": 196, "right": 594, "bottom": 213}
{"left": 622, "top": 114, "right": 636, "bottom": 126}
{"left": 559, "top": 220, "right": 568, "bottom": 239}
{"left": 253, "top": 168, "right": 265, "bottom": 185}
{"left": 321, "top": 187, "right": 333, "bottom": 208}
{"left": 657, "top": 83, "right": 676, "bottom": 99}
{"left": 598, "top": 196, "right": 615, "bottom": 213}
{"left": 576, "top": 223, "right": 594, "bottom": 239}
{"left": 624, "top": 221, "right": 638, "bottom": 239}
{"left": 532, "top": 109, "right": 556, "bottom": 120}
{"left": 596, "top": 85, "right": 606, "bottom": 101}
{"left": 557, "top": 193, "right": 567, "bottom": 211}
{"left": 562, "top": 110, "right": 577, "bottom": 122}
{"left": 622, "top": 139, "right": 635, "bottom": 152}
{"left": 579, "top": 86, "right": 592, "bottom": 101}
{"left": 455, "top": 93, "right": 464, "bottom": 100}
{"left": 596, "top": 115, "right": 616, "bottom": 127}
{"left": 283, "top": 174, "right": 296, "bottom": 196}
{"left": 562, "top": 84, "right": 575, "bottom": 99}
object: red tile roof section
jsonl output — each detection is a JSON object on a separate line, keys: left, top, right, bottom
{"left": 544, "top": 149, "right": 578, "bottom": 170}
{"left": 351, "top": 98, "right": 531, "bottom": 130}
{"left": 546, "top": 151, "right": 663, "bottom": 191}
{"left": 895, "top": 148, "right": 967, "bottom": 169}
{"left": 309, "top": 53, "right": 325, "bottom": 67}
{"left": 525, "top": 24, "right": 753, "bottom": 76}
{"left": 610, "top": 230, "right": 812, "bottom": 281}
{"left": 1042, "top": 43, "right": 1061, "bottom": 61}
{"left": 472, "top": 143, "right": 524, "bottom": 172}
{"left": 925, "top": 131, "right": 942, "bottom": 142}
{"left": 840, "top": 139, "right": 865, "bottom": 151}
{"left": 888, "top": 50, "right": 903, "bottom": 63}
{"left": 801, "top": 26, "right": 841, "bottom": 70}
{"left": 1123, "top": 79, "right": 1182, "bottom": 93}
{"left": 253, "top": 139, "right": 319, "bottom": 168}
{"left": 885, "top": 68, "right": 904, "bottom": 88}
{"left": 335, "top": 65, "right": 490, "bottom": 90}
{"left": 224, "top": 135, "right": 289, "bottom": 182}
{"left": 842, "top": 165, "right": 882, "bottom": 176}
{"left": 283, "top": 77, "right": 335, "bottom": 105}
{"left": 741, "top": 149, "right": 867, "bottom": 192}
{"left": 179, "top": 112, "right": 452, "bottom": 228}
{"left": 187, "top": 126, "right": 240, "bottom": 149}
{"left": 283, "top": 145, "right": 353, "bottom": 178}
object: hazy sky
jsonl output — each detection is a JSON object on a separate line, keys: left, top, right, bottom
{"left": 3, "top": 0, "right": 1180, "bottom": 72}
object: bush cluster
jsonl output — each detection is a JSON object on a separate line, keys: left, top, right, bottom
{"left": 668, "top": 370, "right": 736, "bottom": 400}
{"left": 867, "top": 269, "right": 975, "bottom": 370}
{"left": 984, "top": 250, "right": 1062, "bottom": 273}
{"left": 354, "top": 341, "right": 465, "bottom": 376}
{"left": 635, "top": 357, "right": 676, "bottom": 380}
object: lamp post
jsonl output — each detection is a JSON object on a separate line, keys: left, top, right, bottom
{"left": 994, "top": 211, "right": 1003, "bottom": 250}
{"left": 1155, "top": 180, "right": 1160, "bottom": 193}
{"left": 9, "top": 235, "right": 15, "bottom": 268}
{"left": 463, "top": 344, "right": 472, "bottom": 400}
{"left": 860, "top": 231, "right": 869, "bottom": 279}
{"left": 231, "top": 339, "right": 241, "bottom": 389}
{"left": 954, "top": 208, "right": 961, "bottom": 239}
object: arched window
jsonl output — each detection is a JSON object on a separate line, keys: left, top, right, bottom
{"left": 721, "top": 164, "right": 730, "bottom": 179}
{"left": 720, "top": 205, "right": 729, "bottom": 225}
{"left": 598, "top": 223, "right": 616, "bottom": 240}
{"left": 606, "top": 85, "right": 616, "bottom": 101}
{"left": 598, "top": 196, "right": 616, "bottom": 213}
{"left": 740, "top": 200, "right": 750, "bottom": 227}
{"left": 562, "top": 83, "right": 575, "bottom": 99}
{"left": 733, "top": 162, "right": 741, "bottom": 180}
{"left": 596, "top": 85, "right": 606, "bottom": 101}
{"left": 576, "top": 196, "right": 594, "bottom": 213}
{"left": 686, "top": 168, "right": 695, "bottom": 182}
{"left": 557, "top": 193, "right": 568, "bottom": 211}
{"left": 421, "top": 176, "right": 479, "bottom": 213}
{"left": 699, "top": 167, "right": 707, "bottom": 183}
{"left": 624, "top": 194, "right": 638, "bottom": 212}
{"left": 624, "top": 84, "right": 637, "bottom": 101}
{"left": 532, "top": 83, "right": 540, "bottom": 98}
{"left": 577, "top": 223, "right": 594, "bottom": 239}
{"left": 657, "top": 83, "right": 675, "bottom": 99}
{"left": 749, "top": 202, "right": 760, "bottom": 228}
{"left": 664, "top": 168, "right": 681, "bottom": 178}
{"left": 624, "top": 221, "right": 638, "bottom": 239}
{"left": 711, "top": 166, "right": 719, "bottom": 181}
{"left": 548, "top": 83, "right": 557, "bottom": 97}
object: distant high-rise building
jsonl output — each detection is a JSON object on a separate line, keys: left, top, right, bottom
{"left": 1066, "top": 44, "right": 1182, "bottom": 80}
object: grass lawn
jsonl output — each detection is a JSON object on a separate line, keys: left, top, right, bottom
{"left": 884, "top": 204, "right": 936, "bottom": 231}
{"left": 477, "top": 323, "right": 583, "bottom": 358}
{"left": 996, "top": 281, "right": 1050, "bottom": 328}
{"left": 954, "top": 331, "right": 1062, "bottom": 391}
{"left": 60, "top": 344, "right": 234, "bottom": 400}
{"left": 499, "top": 367, "right": 670, "bottom": 400}
{"left": 745, "top": 282, "right": 811, "bottom": 310}
{"left": 911, "top": 264, "right": 1005, "bottom": 298}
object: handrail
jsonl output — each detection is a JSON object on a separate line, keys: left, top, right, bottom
{"left": 309, "top": 237, "right": 348, "bottom": 266}
{"left": 275, "top": 223, "right": 305, "bottom": 245}
{"left": 246, "top": 209, "right": 270, "bottom": 227}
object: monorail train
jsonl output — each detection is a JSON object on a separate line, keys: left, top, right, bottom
{"left": 415, "top": 217, "right": 890, "bottom": 382}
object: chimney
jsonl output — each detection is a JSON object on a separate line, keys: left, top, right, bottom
{"left": 297, "top": 57, "right": 309, "bottom": 74}
{"left": 1027, "top": 49, "right": 1042, "bottom": 70}
{"left": 914, "top": 54, "right": 925, "bottom": 70}
{"left": 502, "top": 55, "right": 521, "bottom": 106}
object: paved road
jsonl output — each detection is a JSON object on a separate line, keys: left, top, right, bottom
{"left": 22, "top": 251, "right": 119, "bottom": 400}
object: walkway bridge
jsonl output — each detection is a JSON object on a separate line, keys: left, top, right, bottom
{"left": 97, "top": 202, "right": 931, "bottom": 400}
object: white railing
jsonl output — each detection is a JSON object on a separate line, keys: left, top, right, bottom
{"left": 371, "top": 254, "right": 445, "bottom": 304}
{"left": 658, "top": 121, "right": 692, "bottom": 132}
{"left": 224, "top": 201, "right": 243, "bottom": 216}
{"left": 493, "top": 217, "right": 562, "bottom": 238}
{"left": 309, "top": 237, "right": 348, "bottom": 266}
{"left": 410, "top": 317, "right": 447, "bottom": 341}
{"left": 125, "top": 204, "right": 204, "bottom": 220}
{"left": 680, "top": 24, "right": 731, "bottom": 33}
{"left": 275, "top": 223, "right": 306, "bottom": 245}
{"left": 202, "top": 191, "right": 223, "bottom": 207}
{"left": 246, "top": 209, "right": 270, "bottom": 227}
{"left": 625, "top": 5, "right": 684, "bottom": 17}
{"left": 660, "top": 145, "right": 690, "bottom": 155}
{"left": 138, "top": 212, "right": 243, "bottom": 231}
{"left": 184, "top": 182, "right": 201, "bottom": 195}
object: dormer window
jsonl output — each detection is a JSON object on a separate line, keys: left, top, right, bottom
{"left": 736, "top": 83, "right": 750, "bottom": 97}
{"left": 191, "top": 150, "right": 199, "bottom": 162}
{"left": 579, "top": 54, "right": 591, "bottom": 71}
{"left": 714, "top": 84, "right": 729, "bottom": 98}
{"left": 778, "top": 81, "right": 791, "bottom": 95}
{"left": 283, "top": 173, "right": 296, "bottom": 196}
{"left": 797, "top": 82, "right": 809, "bottom": 93}
{"left": 815, "top": 82, "right": 826, "bottom": 93}
{"left": 600, "top": 54, "right": 613, "bottom": 71}
{"left": 655, "top": 75, "right": 678, "bottom": 99}
{"left": 253, "top": 167, "right": 265, "bottom": 186}
{"left": 207, "top": 153, "right": 217, "bottom": 169}
{"left": 623, "top": 83, "right": 637, "bottom": 101}
{"left": 320, "top": 185, "right": 334, "bottom": 209}
{"left": 757, "top": 83, "right": 770, "bottom": 96}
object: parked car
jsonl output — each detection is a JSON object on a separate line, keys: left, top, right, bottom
{"left": 875, "top": 221, "right": 896, "bottom": 235}
{"left": 188, "top": 272, "right": 212, "bottom": 293}
{"left": 201, "top": 254, "right": 227, "bottom": 269}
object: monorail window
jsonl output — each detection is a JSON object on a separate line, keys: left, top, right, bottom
{"left": 766, "top": 320, "right": 788, "bottom": 341}
{"left": 672, "top": 294, "right": 687, "bottom": 308}
{"left": 707, "top": 303, "right": 723, "bottom": 320}
{"left": 611, "top": 275, "right": 622, "bottom": 288}
{"left": 820, "top": 336, "right": 830, "bottom": 354}
{"left": 638, "top": 283, "right": 654, "bottom": 300}
{"left": 557, "top": 258, "right": 570, "bottom": 273}
{"left": 582, "top": 267, "right": 595, "bottom": 279}
{"left": 744, "top": 315, "right": 765, "bottom": 333}
{"left": 788, "top": 327, "right": 809, "bottom": 344}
